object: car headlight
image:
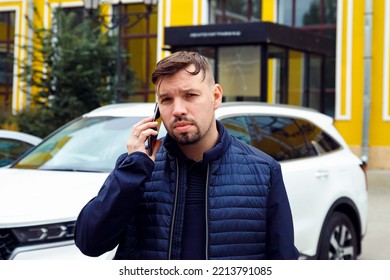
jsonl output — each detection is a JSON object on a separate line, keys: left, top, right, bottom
{"left": 11, "top": 221, "right": 75, "bottom": 244}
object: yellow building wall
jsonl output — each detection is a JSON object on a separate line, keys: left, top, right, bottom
{"left": 334, "top": 0, "right": 365, "bottom": 146}
{"left": 334, "top": 0, "right": 390, "bottom": 169}
{"left": 158, "top": 0, "right": 207, "bottom": 61}
{"left": 288, "top": 51, "right": 303, "bottom": 106}
{"left": 370, "top": 0, "right": 390, "bottom": 146}
{"left": 266, "top": 59, "right": 274, "bottom": 103}
{"left": 366, "top": 0, "right": 390, "bottom": 168}
{"left": 262, "top": 0, "right": 276, "bottom": 103}
{"left": 262, "top": 0, "right": 276, "bottom": 22}
{"left": 168, "top": 0, "right": 195, "bottom": 26}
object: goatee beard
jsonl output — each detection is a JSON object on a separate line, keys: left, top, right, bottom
{"left": 174, "top": 131, "right": 201, "bottom": 145}
{"left": 170, "top": 117, "right": 200, "bottom": 145}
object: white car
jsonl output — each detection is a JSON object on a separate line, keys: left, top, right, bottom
{"left": 0, "top": 102, "right": 368, "bottom": 260}
{"left": 0, "top": 129, "right": 42, "bottom": 168}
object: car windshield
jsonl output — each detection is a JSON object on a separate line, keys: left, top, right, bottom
{"left": 12, "top": 116, "right": 143, "bottom": 173}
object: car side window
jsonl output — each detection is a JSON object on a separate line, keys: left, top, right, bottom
{"left": 0, "top": 138, "right": 34, "bottom": 167}
{"left": 295, "top": 119, "right": 341, "bottom": 154}
{"left": 247, "top": 116, "right": 316, "bottom": 161}
{"left": 219, "top": 116, "right": 251, "bottom": 145}
{"left": 221, "top": 115, "right": 332, "bottom": 161}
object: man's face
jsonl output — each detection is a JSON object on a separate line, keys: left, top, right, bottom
{"left": 156, "top": 65, "right": 222, "bottom": 146}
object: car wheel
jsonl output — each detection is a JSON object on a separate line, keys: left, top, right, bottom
{"left": 318, "top": 212, "right": 358, "bottom": 260}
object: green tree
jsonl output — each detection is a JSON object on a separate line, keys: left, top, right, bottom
{"left": 17, "top": 7, "right": 137, "bottom": 137}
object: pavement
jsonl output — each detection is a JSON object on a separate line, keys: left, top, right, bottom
{"left": 358, "top": 169, "right": 390, "bottom": 260}
{"left": 367, "top": 169, "right": 390, "bottom": 188}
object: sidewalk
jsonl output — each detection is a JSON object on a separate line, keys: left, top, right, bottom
{"left": 367, "top": 169, "right": 390, "bottom": 188}
{"left": 359, "top": 169, "right": 390, "bottom": 259}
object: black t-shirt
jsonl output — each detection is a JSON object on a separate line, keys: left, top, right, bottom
{"left": 180, "top": 160, "right": 207, "bottom": 259}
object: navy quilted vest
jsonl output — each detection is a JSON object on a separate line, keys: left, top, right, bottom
{"left": 116, "top": 122, "right": 276, "bottom": 260}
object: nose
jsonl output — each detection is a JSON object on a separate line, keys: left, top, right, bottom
{"left": 172, "top": 99, "right": 187, "bottom": 117}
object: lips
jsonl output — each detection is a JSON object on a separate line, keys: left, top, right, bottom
{"left": 173, "top": 121, "right": 193, "bottom": 133}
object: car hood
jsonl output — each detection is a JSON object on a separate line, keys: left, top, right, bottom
{"left": 0, "top": 168, "right": 109, "bottom": 227}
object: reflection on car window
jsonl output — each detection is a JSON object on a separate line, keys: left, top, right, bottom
{"left": 13, "top": 117, "right": 142, "bottom": 172}
{"left": 220, "top": 116, "right": 251, "bottom": 144}
{"left": 221, "top": 115, "right": 329, "bottom": 161}
{"left": 295, "top": 119, "right": 341, "bottom": 153}
{"left": 248, "top": 116, "right": 314, "bottom": 161}
{"left": 0, "top": 138, "right": 34, "bottom": 167}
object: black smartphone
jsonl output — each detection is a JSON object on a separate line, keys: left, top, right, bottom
{"left": 147, "top": 103, "right": 161, "bottom": 156}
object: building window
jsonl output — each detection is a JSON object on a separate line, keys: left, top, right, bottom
{"left": 115, "top": 3, "right": 158, "bottom": 102}
{"left": 278, "top": 0, "right": 336, "bottom": 31}
{"left": 0, "top": 11, "right": 15, "bottom": 113}
{"left": 60, "top": 7, "right": 84, "bottom": 24}
{"left": 278, "top": 0, "right": 337, "bottom": 116}
{"left": 209, "top": 0, "right": 262, "bottom": 23}
{"left": 55, "top": 4, "right": 157, "bottom": 103}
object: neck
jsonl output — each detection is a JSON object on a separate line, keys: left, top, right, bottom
{"left": 179, "top": 146, "right": 205, "bottom": 162}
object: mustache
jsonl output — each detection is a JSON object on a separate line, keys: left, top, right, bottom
{"left": 170, "top": 116, "right": 196, "bottom": 127}
{"left": 173, "top": 116, "right": 193, "bottom": 123}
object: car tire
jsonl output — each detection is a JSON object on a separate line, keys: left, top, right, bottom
{"left": 318, "top": 212, "right": 358, "bottom": 260}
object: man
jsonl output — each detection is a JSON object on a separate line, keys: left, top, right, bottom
{"left": 75, "top": 51, "right": 299, "bottom": 260}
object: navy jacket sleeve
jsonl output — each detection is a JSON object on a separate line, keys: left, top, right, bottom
{"left": 74, "top": 152, "right": 154, "bottom": 257}
{"left": 266, "top": 163, "right": 299, "bottom": 260}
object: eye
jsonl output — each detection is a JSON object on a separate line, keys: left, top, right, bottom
{"left": 186, "top": 93, "right": 197, "bottom": 98}
{"left": 160, "top": 97, "right": 172, "bottom": 104}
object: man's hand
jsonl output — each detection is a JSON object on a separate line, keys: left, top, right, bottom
{"left": 127, "top": 117, "right": 162, "bottom": 160}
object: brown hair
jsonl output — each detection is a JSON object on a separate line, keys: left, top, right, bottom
{"left": 151, "top": 51, "right": 214, "bottom": 86}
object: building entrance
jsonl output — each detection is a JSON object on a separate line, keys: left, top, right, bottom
{"left": 164, "top": 22, "right": 334, "bottom": 113}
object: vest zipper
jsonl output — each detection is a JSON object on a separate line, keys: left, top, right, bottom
{"left": 205, "top": 164, "right": 210, "bottom": 260}
{"left": 168, "top": 158, "right": 180, "bottom": 259}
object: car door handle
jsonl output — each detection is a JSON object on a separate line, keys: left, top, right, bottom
{"left": 315, "top": 170, "right": 329, "bottom": 180}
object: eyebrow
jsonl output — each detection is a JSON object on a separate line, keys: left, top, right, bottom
{"left": 158, "top": 87, "right": 201, "bottom": 96}
{"left": 156, "top": 92, "right": 165, "bottom": 99}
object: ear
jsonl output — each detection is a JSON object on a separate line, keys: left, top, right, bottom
{"left": 213, "top": 84, "right": 223, "bottom": 110}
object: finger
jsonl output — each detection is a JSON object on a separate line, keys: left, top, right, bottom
{"left": 138, "top": 127, "right": 159, "bottom": 143}
{"left": 127, "top": 126, "right": 159, "bottom": 155}
{"left": 131, "top": 117, "right": 154, "bottom": 138}
{"left": 132, "top": 121, "right": 159, "bottom": 139}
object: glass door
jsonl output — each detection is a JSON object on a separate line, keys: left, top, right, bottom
{"left": 218, "top": 46, "right": 261, "bottom": 101}
{"left": 267, "top": 46, "right": 288, "bottom": 104}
